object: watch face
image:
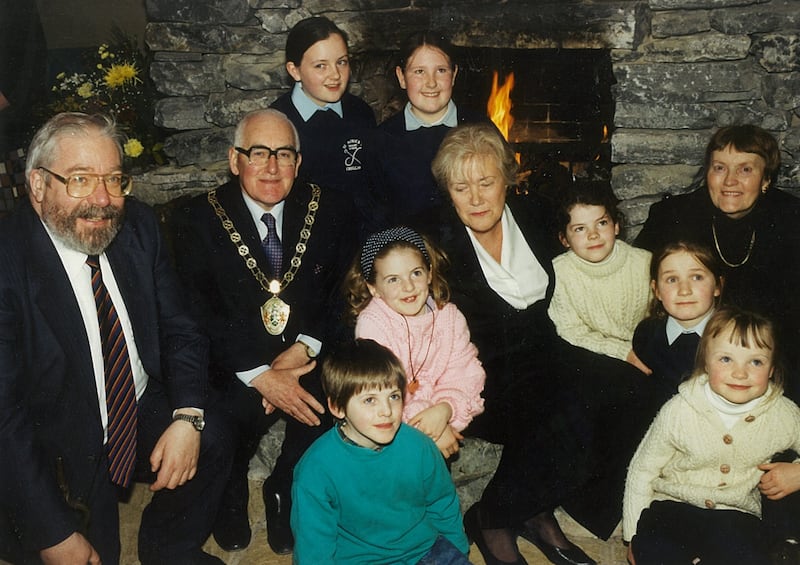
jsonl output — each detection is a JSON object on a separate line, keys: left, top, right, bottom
{"left": 176, "top": 414, "right": 205, "bottom": 431}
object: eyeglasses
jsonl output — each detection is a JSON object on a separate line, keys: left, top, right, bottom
{"left": 39, "top": 167, "right": 133, "bottom": 198}
{"left": 235, "top": 145, "right": 299, "bottom": 167}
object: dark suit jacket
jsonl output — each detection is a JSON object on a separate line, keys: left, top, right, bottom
{"left": 169, "top": 179, "right": 357, "bottom": 382}
{"left": 0, "top": 198, "right": 209, "bottom": 552}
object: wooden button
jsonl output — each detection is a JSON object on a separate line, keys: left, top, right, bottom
{"left": 705, "top": 499, "right": 716, "bottom": 509}
{"left": 745, "top": 415, "right": 755, "bottom": 422}
{"left": 723, "top": 434, "right": 733, "bottom": 444}
{"left": 720, "top": 464, "right": 730, "bottom": 474}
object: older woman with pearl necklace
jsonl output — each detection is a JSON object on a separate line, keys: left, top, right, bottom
{"left": 636, "top": 124, "right": 800, "bottom": 402}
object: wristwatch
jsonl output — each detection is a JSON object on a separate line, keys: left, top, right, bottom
{"left": 302, "top": 342, "right": 318, "bottom": 359}
{"left": 173, "top": 413, "right": 205, "bottom": 431}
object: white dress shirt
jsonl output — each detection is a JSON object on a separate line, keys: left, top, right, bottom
{"left": 44, "top": 222, "right": 148, "bottom": 442}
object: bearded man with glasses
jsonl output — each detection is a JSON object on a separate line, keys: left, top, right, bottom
{"left": 0, "top": 112, "right": 233, "bottom": 565}
{"left": 169, "top": 108, "right": 357, "bottom": 556}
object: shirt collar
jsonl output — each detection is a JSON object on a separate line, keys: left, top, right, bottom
{"left": 240, "top": 188, "right": 285, "bottom": 239}
{"left": 336, "top": 421, "right": 384, "bottom": 451}
{"left": 666, "top": 309, "right": 714, "bottom": 345}
{"left": 291, "top": 83, "right": 343, "bottom": 121}
{"left": 403, "top": 100, "right": 458, "bottom": 131}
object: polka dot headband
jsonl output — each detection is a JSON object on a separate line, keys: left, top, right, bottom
{"left": 360, "top": 226, "right": 430, "bottom": 281}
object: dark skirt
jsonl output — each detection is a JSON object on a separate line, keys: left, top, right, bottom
{"left": 467, "top": 337, "right": 662, "bottom": 539}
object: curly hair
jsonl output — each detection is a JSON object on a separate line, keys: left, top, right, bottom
{"left": 344, "top": 232, "right": 450, "bottom": 325}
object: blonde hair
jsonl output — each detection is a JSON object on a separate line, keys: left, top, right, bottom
{"left": 344, "top": 232, "right": 450, "bottom": 324}
{"left": 431, "top": 122, "right": 518, "bottom": 192}
{"left": 692, "top": 306, "right": 783, "bottom": 391}
{"left": 322, "top": 339, "right": 407, "bottom": 413}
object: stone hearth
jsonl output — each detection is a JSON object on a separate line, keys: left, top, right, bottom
{"left": 141, "top": 0, "right": 800, "bottom": 235}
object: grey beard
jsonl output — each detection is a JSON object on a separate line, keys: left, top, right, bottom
{"left": 42, "top": 200, "right": 124, "bottom": 255}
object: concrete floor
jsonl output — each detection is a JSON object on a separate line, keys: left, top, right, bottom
{"left": 115, "top": 481, "right": 629, "bottom": 565}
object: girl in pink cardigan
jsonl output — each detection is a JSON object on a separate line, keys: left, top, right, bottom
{"left": 346, "top": 226, "right": 485, "bottom": 458}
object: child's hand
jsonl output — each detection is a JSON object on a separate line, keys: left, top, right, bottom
{"left": 435, "top": 426, "right": 463, "bottom": 459}
{"left": 626, "top": 350, "right": 652, "bottom": 376}
{"left": 408, "top": 402, "right": 452, "bottom": 441}
{"left": 758, "top": 461, "right": 800, "bottom": 500}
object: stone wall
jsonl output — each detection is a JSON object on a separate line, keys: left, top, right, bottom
{"left": 141, "top": 0, "right": 800, "bottom": 233}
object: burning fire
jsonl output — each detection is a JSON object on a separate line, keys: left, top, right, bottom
{"left": 487, "top": 71, "right": 515, "bottom": 141}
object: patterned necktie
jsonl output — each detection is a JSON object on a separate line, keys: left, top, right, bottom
{"left": 261, "top": 213, "right": 283, "bottom": 278}
{"left": 86, "top": 255, "right": 137, "bottom": 487}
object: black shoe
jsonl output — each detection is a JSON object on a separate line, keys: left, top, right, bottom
{"left": 262, "top": 482, "right": 294, "bottom": 555}
{"left": 212, "top": 505, "right": 251, "bottom": 551}
{"left": 517, "top": 524, "right": 596, "bottom": 565}
{"left": 464, "top": 504, "right": 528, "bottom": 565}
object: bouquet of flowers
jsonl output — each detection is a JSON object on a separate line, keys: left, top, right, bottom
{"left": 45, "top": 29, "right": 164, "bottom": 169}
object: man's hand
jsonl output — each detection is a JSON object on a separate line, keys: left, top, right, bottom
{"left": 252, "top": 349, "right": 324, "bottom": 426}
{"left": 40, "top": 532, "right": 100, "bottom": 565}
{"left": 758, "top": 461, "right": 800, "bottom": 500}
{"left": 148, "top": 409, "right": 201, "bottom": 492}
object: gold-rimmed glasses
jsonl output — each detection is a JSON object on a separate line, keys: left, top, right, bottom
{"left": 39, "top": 167, "right": 133, "bottom": 198}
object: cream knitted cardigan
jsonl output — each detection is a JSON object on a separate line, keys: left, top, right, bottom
{"left": 548, "top": 240, "right": 652, "bottom": 360}
{"left": 622, "top": 375, "right": 800, "bottom": 541}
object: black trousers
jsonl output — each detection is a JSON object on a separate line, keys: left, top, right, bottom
{"left": 217, "top": 368, "right": 332, "bottom": 512}
{"left": 470, "top": 340, "right": 662, "bottom": 539}
{"left": 632, "top": 500, "right": 769, "bottom": 565}
{"left": 0, "top": 383, "right": 234, "bottom": 565}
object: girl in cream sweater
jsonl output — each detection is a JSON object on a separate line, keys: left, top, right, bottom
{"left": 548, "top": 180, "right": 651, "bottom": 367}
{"left": 623, "top": 307, "right": 800, "bottom": 564}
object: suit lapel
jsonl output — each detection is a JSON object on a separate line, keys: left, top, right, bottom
{"left": 27, "top": 209, "right": 101, "bottom": 420}
{"left": 281, "top": 183, "right": 306, "bottom": 254}
{"left": 217, "top": 182, "right": 273, "bottom": 275}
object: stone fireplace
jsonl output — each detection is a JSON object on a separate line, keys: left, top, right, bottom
{"left": 141, "top": 0, "right": 800, "bottom": 236}
{"left": 452, "top": 47, "right": 615, "bottom": 192}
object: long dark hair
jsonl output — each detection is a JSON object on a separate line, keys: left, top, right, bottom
{"left": 285, "top": 16, "right": 349, "bottom": 65}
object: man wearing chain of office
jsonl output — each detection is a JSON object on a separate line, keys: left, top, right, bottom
{"left": 170, "top": 108, "right": 357, "bottom": 556}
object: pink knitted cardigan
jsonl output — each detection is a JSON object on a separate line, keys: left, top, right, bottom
{"left": 355, "top": 297, "right": 485, "bottom": 431}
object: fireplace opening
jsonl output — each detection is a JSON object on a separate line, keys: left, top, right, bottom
{"left": 453, "top": 48, "right": 615, "bottom": 195}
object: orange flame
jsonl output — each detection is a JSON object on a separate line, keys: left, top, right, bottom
{"left": 487, "top": 71, "right": 515, "bottom": 141}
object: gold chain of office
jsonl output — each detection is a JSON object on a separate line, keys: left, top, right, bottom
{"left": 206, "top": 185, "right": 321, "bottom": 296}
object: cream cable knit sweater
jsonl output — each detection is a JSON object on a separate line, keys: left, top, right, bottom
{"left": 623, "top": 375, "right": 800, "bottom": 541}
{"left": 548, "top": 240, "right": 652, "bottom": 360}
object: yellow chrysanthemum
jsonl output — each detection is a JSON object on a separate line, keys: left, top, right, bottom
{"left": 104, "top": 63, "right": 140, "bottom": 89}
{"left": 124, "top": 138, "right": 144, "bottom": 158}
{"left": 76, "top": 82, "right": 94, "bottom": 99}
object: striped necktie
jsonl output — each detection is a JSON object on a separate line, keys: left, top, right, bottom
{"left": 86, "top": 255, "right": 137, "bottom": 487}
{"left": 261, "top": 213, "right": 283, "bottom": 278}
